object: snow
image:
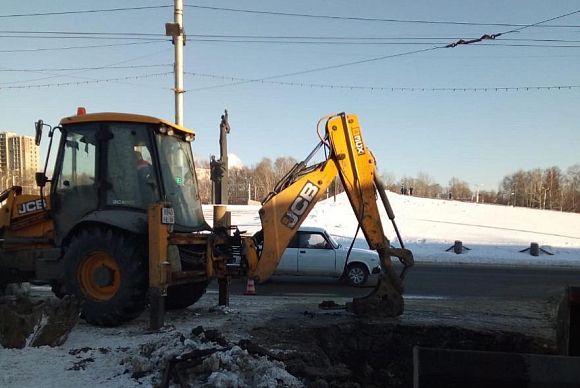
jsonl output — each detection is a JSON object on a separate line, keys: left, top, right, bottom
{"left": 210, "top": 191, "right": 580, "bottom": 267}
{"left": 305, "top": 192, "right": 580, "bottom": 267}
{"left": 1, "top": 191, "right": 579, "bottom": 387}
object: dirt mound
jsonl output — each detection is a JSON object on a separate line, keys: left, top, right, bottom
{"left": 0, "top": 295, "right": 80, "bottom": 348}
{"left": 122, "top": 326, "right": 303, "bottom": 387}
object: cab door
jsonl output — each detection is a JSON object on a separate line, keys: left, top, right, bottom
{"left": 51, "top": 124, "right": 99, "bottom": 243}
{"left": 296, "top": 232, "right": 336, "bottom": 276}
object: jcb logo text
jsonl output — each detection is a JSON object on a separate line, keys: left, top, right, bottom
{"left": 18, "top": 199, "right": 47, "bottom": 215}
{"left": 282, "top": 182, "right": 319, "bottom": 229}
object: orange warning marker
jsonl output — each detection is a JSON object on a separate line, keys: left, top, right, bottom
{"left": 244, "top": 278, "right": 256, "bottom": 295}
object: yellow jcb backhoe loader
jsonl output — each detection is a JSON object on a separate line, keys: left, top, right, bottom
{"left": 0, "top": 110, "right": 413, "bottom": 327}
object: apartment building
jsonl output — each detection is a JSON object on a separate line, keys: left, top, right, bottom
{"left": 0, "top": 132, "right": 40, "bottom": 192}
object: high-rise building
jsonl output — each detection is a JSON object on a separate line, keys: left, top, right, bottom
{"left": 0, "top": 132, "right": 40, "bottom": 193}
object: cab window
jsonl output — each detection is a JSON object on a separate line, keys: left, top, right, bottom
{"left": 106, "top": 123, "right": 159, "bottom": 209}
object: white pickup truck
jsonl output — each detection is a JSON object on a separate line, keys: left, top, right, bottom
{"left": 274, "top": 226, "right": 381, "bottom": 286}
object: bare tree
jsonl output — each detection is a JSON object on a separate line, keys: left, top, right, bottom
{"left": 253, "top": 158, "right": 274, "bottom": 201}
{"left": 563, "top": 164, "right": 580, "bottom": 212}
{"left": 273, "top": 156, "right": 298, "bottom": 182}
{"left": 448, "top": 177, "right": 472, "bottom": 201}
{"left": 542, "top": 166, "right": 561, "bottom": 210}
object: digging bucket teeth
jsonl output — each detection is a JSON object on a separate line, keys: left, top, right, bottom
{"left": 348, "top": 246, "right": 414, "bottom": 318}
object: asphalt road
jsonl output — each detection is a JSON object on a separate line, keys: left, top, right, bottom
{"left": 214, "top": 264, "right": 580, "bottom": 300}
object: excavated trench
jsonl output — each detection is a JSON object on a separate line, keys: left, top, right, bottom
{"left": 248, "top": 320, "right": 555, "bottom": 388}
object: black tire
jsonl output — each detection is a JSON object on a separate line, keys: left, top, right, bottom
{"left": 63, "top": 227, "right": 148, "bottom": 327}
{"left": 346, "top": 263, "right": 369, "bottom": 286}
{"left": 165, "top": 281, "right": 209, "bottom": 310}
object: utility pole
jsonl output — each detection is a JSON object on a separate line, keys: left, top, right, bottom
{"left": 165, "top": 0, "right": 184, "bottom": 125}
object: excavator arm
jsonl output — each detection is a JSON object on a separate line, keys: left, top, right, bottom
{"left": 243, "top": 113, "right": 414, "bottom": 317}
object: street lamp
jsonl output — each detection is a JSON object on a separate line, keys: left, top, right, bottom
{"left": 474, "top": 184, "right": 483, "bottom": 203}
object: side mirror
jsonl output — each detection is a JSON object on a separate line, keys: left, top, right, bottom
{"left": 35, "top": 172, "right": 48, "bottom": 188}
{"left": 34, "top": 120, "right": 43, "bottom": 146}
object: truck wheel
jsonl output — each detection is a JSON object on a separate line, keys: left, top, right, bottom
{"left": 165, "top": 281, "right": 209, "bottom": 310}
{"left": 346, "top": 263, "right": 369, "bottom": 286}
{"left": 64, "top": 227, "right": 148, "bottom": 327}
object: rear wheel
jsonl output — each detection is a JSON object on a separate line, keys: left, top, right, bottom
{"left": 64, "top": 227, "right": 148, "bottom": 327}
{"left": 346, "top": 263, "right": 369, "bottom": 286}
{"left": 165, "top": 281, "right": 209, "bottom": 310}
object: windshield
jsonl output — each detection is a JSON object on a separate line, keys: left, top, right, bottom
{"left": 156, "top": 132, "right": 207, "bottom": 230}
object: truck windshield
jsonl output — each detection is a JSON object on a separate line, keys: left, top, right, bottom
{"left": 156, "top": 132, "right": 207, "bottom": 231}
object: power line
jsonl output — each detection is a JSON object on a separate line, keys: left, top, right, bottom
{"left": 4, "top": 30, "right": 580, "bottom": 43}
{"left": 0, "top": 40, "right": 164, "bottom": 53}
{"left": 189, "top": 46, "right": 445, "bottom": 92}
{"left": 185, "top": 71, "right": 580, "bottom": 93}
{"left": 503, "top": 9, "right": 580, "bottom": 34}
{"left": 0, "top": 72, "right": 173, "bottom": 90}
{"left": 185, "top": 4, "right": 580, "bottom": 29}
{"left": 4, "top": 31, "right": 580, "bottom": 46}
{"left": 0, "top": 35, "right": 167, "bottom": 41}
{"left": 1, "top": 48, "right": 171, "bottom": 85}
{"left": 0, "top": 64, "right": 172, "bottom": 72}
{"left": 0, "top": 5, "right": 172, "bottom": 18}
{"left": 3, "top": 35, "right": 580, "bottom": 48}
{"left": 445, "top": 9, "right": 580, "bottom": 48}
{"left": 162, "top": 38, "right": 580, "bottom": 48}
{"left": 0, "top": 30, "right": 164, "bottom": 37}
{"left": 187, "top": 8, "right": 580, "bottom": 92}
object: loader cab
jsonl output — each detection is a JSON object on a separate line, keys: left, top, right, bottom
{"left": 49, "top": 112, "right": 207, "bottom": 244}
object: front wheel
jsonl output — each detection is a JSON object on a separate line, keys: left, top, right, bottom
{"left": 63, "top": 227, "right": 148, "bottom": 327}
{"left": 346, "top": 263, "right": 369, "bottom": 286}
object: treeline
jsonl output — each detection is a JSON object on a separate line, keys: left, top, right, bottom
{"left": 498, "top": 165, "right": 580, "bottom": 212}
{"left": 197, "top": 157, "right": 580, "bottom": 214}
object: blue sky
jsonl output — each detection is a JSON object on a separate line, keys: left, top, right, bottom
{"left": 1, "top": 1, "right": 579, "bottom": 191}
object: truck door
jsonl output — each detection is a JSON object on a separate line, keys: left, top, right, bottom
{"left": 275, "top": 233, "right": 299, "bottom": 274}
{"left": 297, "top": 231, "right": 336, "bottom": 276}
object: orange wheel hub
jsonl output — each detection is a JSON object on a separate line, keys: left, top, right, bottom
{"left": 78, "top": 251, "right": 121, "bottom": 301}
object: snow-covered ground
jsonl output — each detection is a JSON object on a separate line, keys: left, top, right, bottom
{"left": 2, "top": 191, "right": 579, "bottom": 387}
{"left": 212, "top": 191, "right": 580, "bottom": 268}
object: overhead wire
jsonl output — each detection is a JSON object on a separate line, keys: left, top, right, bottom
{"left": 0, "top": 72, "right": 173, "bottom": 90}
{"left": 188, "top": 8, "right": 580, "bottom": 92}
{"left": 184, "top": 4, "right": 580, "bottom": 29}
{"left": 185, "top": 71, "right": 580, "bottom": 93}
{"left": 0, "top": 40, "right": 164, "bottom": 53}
{"left": 446, "top": 9, "right": 580, "bottom": 48}
{"left": 1, "top": 3, "right": 579, "bottom": 30}
{"left": 0, "top": 30, "right": 164, "bottom": 37}
{"left": 189, "top": 46, "right": 444, "bottom": 92}
{"left": 1, "top": 47, "right": 172, "bottom": 85}
{"left": 3, "top": 31, "right": 580, "bottom": 43}
{"left": 0, "top": 64, "right": 172, "bottom": 72}
{"left": 0, "top": 5, "right": 172, "bottom": 18}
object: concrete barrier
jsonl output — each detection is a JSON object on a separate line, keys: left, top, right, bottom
{"left": 557, "top": 285, "right": 580, "bottom": 357}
